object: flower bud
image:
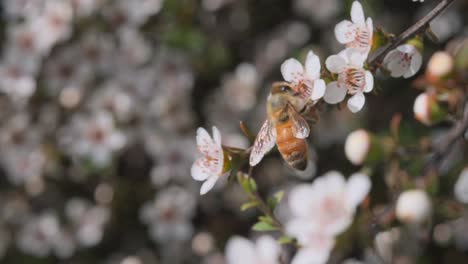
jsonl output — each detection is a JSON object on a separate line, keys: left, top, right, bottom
{"left": 426, "top": 51, "right": 454, "bottom": 82}
{"left": 454, "top": 167, "right": 468, "bottom": 203}
{"left": 344, "top": 129, "right": 383, "bottom": 165}
{"left": 413, "top": 92, "right": 446, "bottom": 125}
{"left": 396, "top": 189, "right": 432, "bottom": 224}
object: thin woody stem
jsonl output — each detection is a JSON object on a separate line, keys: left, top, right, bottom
{"left": 246, "top": 166, "right": 285, "bottom": 231}
{"left": 369, "top": 0, "right": 456, "bottom": 71}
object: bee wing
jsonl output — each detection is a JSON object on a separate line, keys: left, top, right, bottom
{"left": 249, "top": 119, "right": 277, "bottom": 166}
{"left": 287, "top": 104, "right": 310, "bottom": 139}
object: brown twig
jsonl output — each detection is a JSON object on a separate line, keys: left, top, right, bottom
{"left": 421, "top": 99, "right": 468, "bottom": 178}
{"left": 369, "top": 0, "right": 456, "bottom": 72}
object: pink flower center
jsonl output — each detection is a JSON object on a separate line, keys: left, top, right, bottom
{"left": 339, "top": 67, "right": 366, "bottom": 94}
{"left": 397, "top": 53, "right": 413, "bottom": 68}
{"left": 349, "top": 27, "right": 371, "bottom": 51}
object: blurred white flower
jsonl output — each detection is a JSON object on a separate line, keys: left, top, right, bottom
{"left": 454, "top": 168, "right": 468, "bottom": 203}
{"left": 0, "top": 62, "right": 36, "bottom": 102}
{"left": 287, "top": 171, "right": 371, "bottom": 236}
{"left": 70, "top": 0, "right": 102, "bottom": 17}
{"left": 426, "top": 51, "right": 454, "bottom": 80}
{"left": 32, "top": 0, "right": 74, "bottom": 53}
{"left": 140, "top": 186, "right": 195, "bottom": 242}
{"left": 191, "top": 127, "right": 229, "bottom": 195}
{"left": 225, "top": 235, "right": 281, "bottom": 264}
{"left": 61, "top": 111, "right": 126, "bottom": 166}
{"left": 345, "top": 129, "right": 371, "bottom": 165}
{"left": 66, "top": 198, "right": 110, "bottom": 247}
{"left": 107, "top": 0, "right": 164, "bottom": 26}
{"left": 17, "top": 212, "right": 75, "bottom": 258}
{"left": 89, "top": 81, "right": 135, "bottom": 122}
{"left": 334, "top": 1, "right": 373, "bottom": 54}
{"left": 287, "top": 171, "right": 371, "bottom": 264}
{"left": 374, "top": 227, "right": 400, "bottom": 263}
{"left": 281, "top": 50, "right": 326, "bottom": 100}
{"left": 222, "top": 63, "right": 260, "bottom": 112}
{"left": 294, "top": 0, "right": 341, "bottom": 25}
{"left": 383, "top": 44, "right": 422, "bottom": 78}
{"left": 395, "top": 189, "right": 432, "bottom": 224}
{"left": 324, "top": 48, "right": 374, "bottom": 113}
{"left": 413, "top": 92, "right": 446, "bottom": 125}
{"left": 117, "top": 27, "right": 152, "bottom": 67}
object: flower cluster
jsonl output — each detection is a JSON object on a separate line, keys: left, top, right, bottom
{"left": 286, "top": 171, "right": 371, "bottom": 263}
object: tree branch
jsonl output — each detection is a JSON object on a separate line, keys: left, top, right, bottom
{"left": 369, "top": 0, "right": 456, "bottom": 71}
{"left": 422, "top": 98, "right": 468, "bottom": 177}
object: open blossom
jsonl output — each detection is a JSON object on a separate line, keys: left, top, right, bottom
{"left": 191, "top": 127, "right": 229, "bottom": 195}
{"left": 225, "top": 235, "right": 281, "bottom": 264}
{"left": 383, "top": 44, "right": 422, "bottom": 78}
{"left": 61, "top": 111, "right": 126, "bottom": 165}
{"left": 324, "top": 48, "right": 374, "bottom": 113}
{"left": 287, "top": 171, "right": 371, "bottom": 263}
{"left": 280, "top": 50, "right": 326, "bottom": 100}
{"left": 334, "top": 1, "right": 373, "bottom": 54}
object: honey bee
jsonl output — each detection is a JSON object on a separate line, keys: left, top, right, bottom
{"left": 249, "top": 82, "right": 317, "bottom": 171}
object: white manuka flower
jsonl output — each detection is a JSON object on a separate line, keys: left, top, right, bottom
{"left": 280, "top": 50, "right": 326, "bottom": 100}
{"left": 334, "top": 1, "right": 373, "bottom": 54}
{"left": 225, "top": 235, "right": 281, "bottom": 264}
{"left": 191, "top": 126, "right": 229, "bottom": 195}
{"left": 454, "top": 168, "right": 468, "bottom": 204}
{"left": 286, "top": 171, "right": 371, "bottom": 263}
{"left": 324, "top": 48, "right": 374, "bottom": 113}
{"left": 383, "top": 44, "right": 422, "bottom": 78}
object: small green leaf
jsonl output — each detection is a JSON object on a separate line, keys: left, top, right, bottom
{"left": 258, "top": 216, "right": 274, "bottom": 225}
{"left": 240, "top": 201, "right": 259, "bottom": 211}
{"left": 252, "top": 221, "right": 278, "bottom": 231}
{"left": 237, "top": 173, "right": 252, "bottom": 194}
{"left": 278, "top": 236, "right": 294, "bottom": 244}
{"left": 268, "top": 190, "right": 285, "bottom": 210}
{"left": 248, "top": 178, "right": 257, "bottom": 192}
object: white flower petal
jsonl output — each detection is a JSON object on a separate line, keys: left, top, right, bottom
{"left": 196, "top": 127, "right": 215, "bottom": 155}
{"left": 319, "top": 171, "right": 346, "bottom": 194}
{"left": 311, "top": 79, "right": 326, "bottom": 100}
{"left": 281, "top": 58, "right": 304, "bottom": 83}
{"left": 366, "top": 17, "right": 373, "bottom": 36}
{"left": 225, "top": 236, "right": 257, "bottom": 264}
{"left": 200, "top": 176, "right": 218, "bottom": 195}
{"left": 347, "top": 92, "right": 366, "bottom": 113}
{"left": 351, "top": 1, "right": 365, "bottom": 25}
{"left": 305, "top": 50, "right": 321, "bottom": 80}
{"left": 256, "top": 236, "right": 280, "bottom": 262}
{"left": 345, "top": 173, "right": 371, "bottom": 210}
{"left": 212, "top": 126, "right": 222, "bottom": 146}
{"left": 292, "top": 247, "right": 332, "bottom": 264}
{"left": 289, "top": 185, "right": 315, "bottom": 217}
{"left": 383, "top": 49, "right": 399, "bottom": 67}
{"left": 325, "top": 55, "right": 346, "bottom": 73}
{"left": 347, "top": 49, "right": 367, "bottom": 68}
{"left": 335, "top": 20, "right": 356, "bottom": 44}
{"left": 324, "top": 81, "right": 347, "bottom": 104}
{"left": 364, "top": 71, "right": 374, "bottom": 92}
{"left": 406, "top": 50, "right": 422, "bottom": 78}
{"left": 191, "top": 159, "right": 211, "bottom": 181}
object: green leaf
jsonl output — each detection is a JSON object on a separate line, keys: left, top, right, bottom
{"left": 258, "top": 216, "right": 274, "bottom": 225}
{"left": 252, "top": 222, "right": 278, "bottom": 231}
{"left": 237, "top": 173, "right": 252, "bottom": 194}
{"left": 248, "top": 178, "right": 257, "bottom": 192}
{"left": 277, "top": 236, "right": 294, "bottom": 244}
{"left": 268, "top": 190, "right": 285, "bottom": 210}
{"left": 240, "top": 201, "right": 259, "bottom": 211}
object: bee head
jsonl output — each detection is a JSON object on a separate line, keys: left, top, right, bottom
{"left": 271, "top": 82, "right": 294, "bottom": 95}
